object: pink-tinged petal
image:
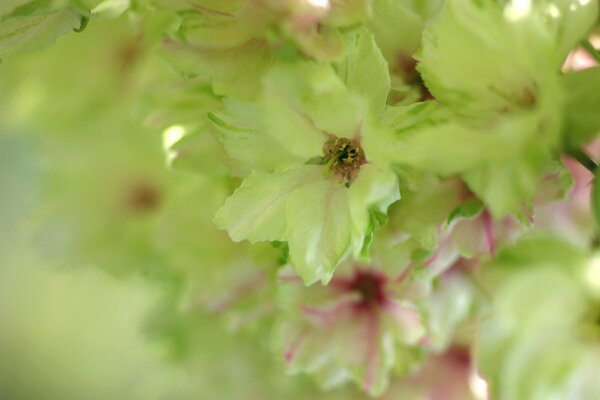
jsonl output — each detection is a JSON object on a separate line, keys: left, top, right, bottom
{"left": 277, "top": 274, "right": 304, "bottom": 283}
{"left": 425, "top": 234, "right": 461, "bottom": 277}
{"left": 451, "top": 216, "right": 488, "bottom": 258}
{"left": 300, "top": 298, "right": 355, "bottom": 326}
{"left": 204, "top": 271, "right": 268, "bottom": 313}
{"left": 382, "top": 346, "right": 477, "bottom": 400}
{"left": 383, "top": 300, "right": 424, "bottom": 343}
{"left": 363, "top": 311, "right": 380, "bottom": 393}
{"left": 563, "top": 36, "right": 600, "bottom": 72}
{"left": 285, "top": 329, "right": 309, "bottom": 364}
{"left": 482, "top": 210, "right": 495, "bottom": 256}
{"left": 393, "top": 263, "right": 414, "bottom": 284}
{"left": 274, "top": 266, "right": 427, "bottom": 395}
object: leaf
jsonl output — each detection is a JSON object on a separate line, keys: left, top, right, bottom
{"left": 447, "top": 197, "right": 484, "bottom": 224}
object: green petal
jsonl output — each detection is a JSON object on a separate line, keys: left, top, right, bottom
{"left": 261, "top": 65, "right": 330, "bottom": 161}
{"left": 367, "top": 0, "right": 423, "bottom": 63}
{"left": 262, "top": 62, "right": 365, "bottom": 143}
{"left": 388, "top": 104, "right": 523, "bottom": 175}
{"left": 285, "top": 178, "right": 353, "bottom": 285}
{"left": 417, "top": 0, "right": 556, "bottom": 121}
{"left": 292, "top": 25, "right": 347, "bottom": 62}
{"left": 0, "top": 9, "right": 81, "bottom": 60}
{"left": 335, "top": 28, "right": 390, "bottom": 113}
{"left": 347, "top": 164, "right": 400, "bottom": 257}
{"left": 528, "top": 0, "right": 598, "bottom": 62}
{"left": 209, "top": 100, "right": 302, "bottom": 174}
{"left": 389, "top": 176, "right": 463, "bottom": 250}
{"left": 162, "top": 39, "right": 273, "bottom": 100}
{"left": 462, "top": 145, "right": 550, "bottom": 218}
{"left": 214, "top": 166, "right": 321, "bottom": 243}
{"left": 323, "top": 0, "right": 372, "bottom": 27}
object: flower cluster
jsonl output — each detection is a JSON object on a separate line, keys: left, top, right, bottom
{"left": 2, "top": 0, "right": 600, "bottom": 399}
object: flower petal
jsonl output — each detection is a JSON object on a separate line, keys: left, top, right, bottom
{"left": 209, "top": 100, "right": 303, "bottom": 174}
{"left": 214, "top": 166, "right": 321, "bottom": 243}
{"left": 285, "top": 177, "right": 353, "bottom": 284}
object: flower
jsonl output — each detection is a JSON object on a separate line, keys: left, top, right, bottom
{"left": 156, "top": 0, "right": 375, "bottom": 100}
{"left": 212, "top": 30, "right": 399, "bottom": 284}
{"left": 386, "top": 0, "right": 598, "bottom": 218}
{"left": 272, "top": 260, "right": 425, "bottom": 396}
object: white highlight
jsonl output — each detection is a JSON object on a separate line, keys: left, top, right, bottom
{"left": 162, "top": 125, "right": 186, "bottom": 167}
{"left": 547, "top": 4, "right": 561, "bottom": 18}
{"left": 505, "top": 0, "right": 532, "bottom": 20}
{"left": 470, "top": 373, "right": 489, "bottom": 400}
{"left": 584, "top": 255, "right": 600, "bottom": 299}
{"left": 307, "top": 0, "right": 330, "bottom": 9}
{"left": 163, "top": 125, "right": 186, "bottom": 149}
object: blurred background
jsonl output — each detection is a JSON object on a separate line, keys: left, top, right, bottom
{"left": 0, "top": 14, "right": 358, "bottom": 400}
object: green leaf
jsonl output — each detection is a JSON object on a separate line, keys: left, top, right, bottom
{"left": 359, "top": 207, "right": 389, "bottom": 258}
{"left": 561, "top": 67, "right": 600, "bottom": 147}
{"left": 447, "top": 197, "right": 484, "bottom": 224}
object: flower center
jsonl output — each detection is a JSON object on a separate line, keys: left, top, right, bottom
{"left": 322, "top": 136, "right": 366, "bottom": 184}
{"left": 346, "top": 269, "right": 387, "bottom": 309}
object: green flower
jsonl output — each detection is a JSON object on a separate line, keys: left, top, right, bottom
{"left": 156, "top": 0, "right": 378, "bottom": 100}
{"left": 477, "top": 237, "right": 600, "bottom": 400}
{"left": 211, "top": 32, "right": 398, "bottom": 284}
{"left": 387, "top": 0, "right": 598, "bottom": 217}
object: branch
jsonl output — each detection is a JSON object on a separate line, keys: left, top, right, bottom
{"left": 568, "top": 148, "right": 597, "bottom": 173}
{"left": 582, "top": 39, "right": 600, "bottom": 64}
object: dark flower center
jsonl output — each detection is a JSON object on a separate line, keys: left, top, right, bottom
{"left": 345, "top": 269, "right": 387, "bottom": 309}
{"left": 126, "top": 181, "right": 161, "bottom": 213}
{"left": 322, "top": 136, "right": 366, "bottom": 184}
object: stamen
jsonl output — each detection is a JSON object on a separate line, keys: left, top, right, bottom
{"left": 322, "top": 136, "right": 366, "bottom": 184}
